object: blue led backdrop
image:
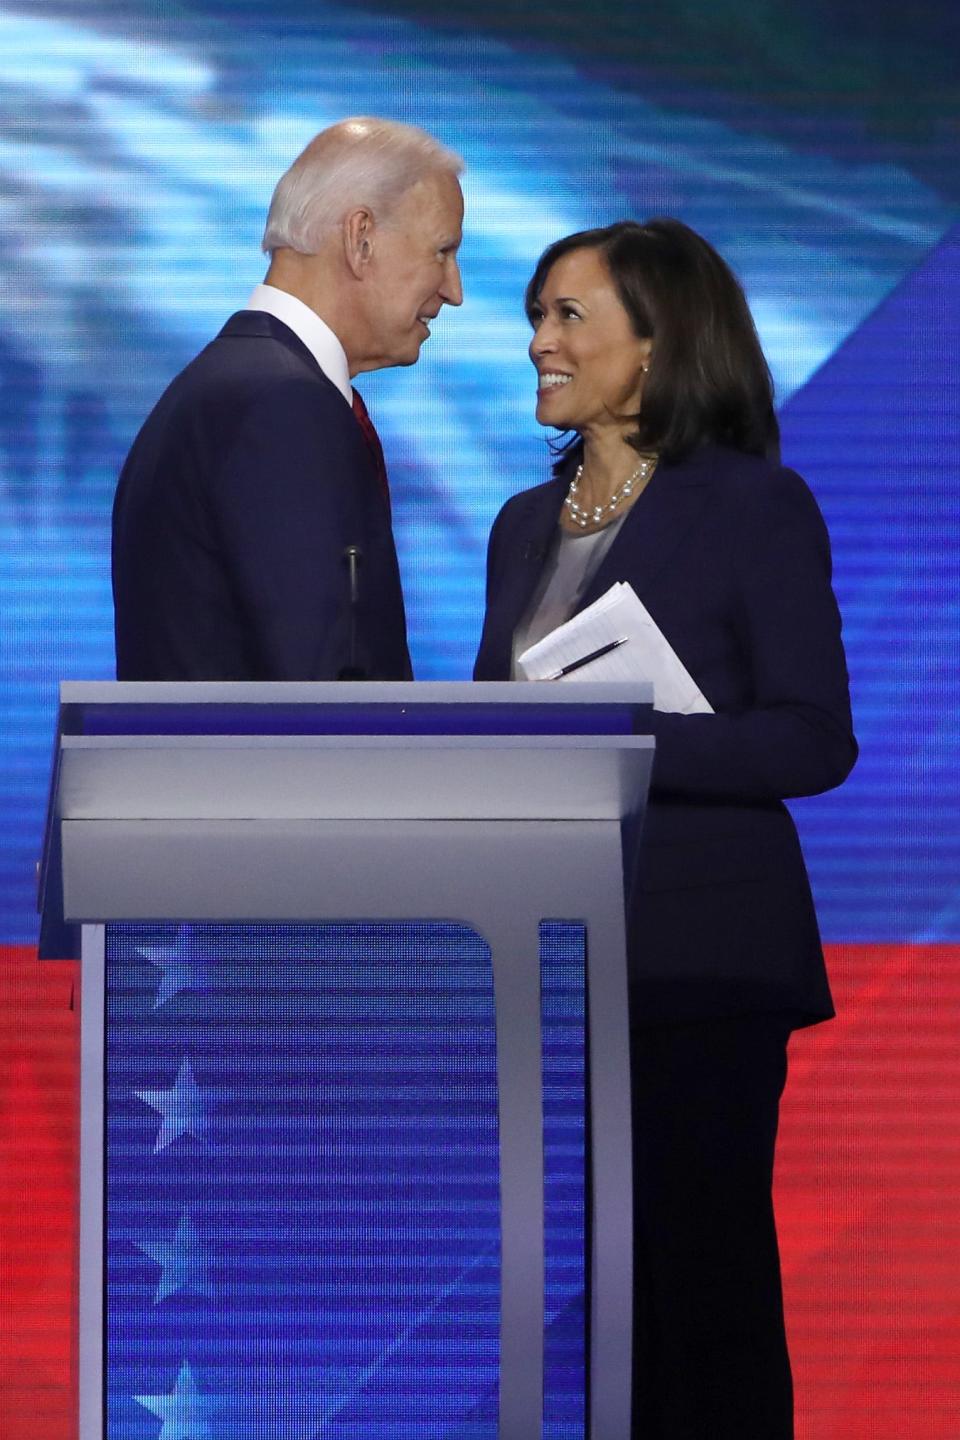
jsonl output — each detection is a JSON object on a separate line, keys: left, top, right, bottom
{"left": 1, "top": 0, "right": 958, "bottom": 950}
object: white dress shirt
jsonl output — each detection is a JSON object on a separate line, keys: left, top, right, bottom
{"left": 245, "top": 283, "right": 352, "bottom": 405}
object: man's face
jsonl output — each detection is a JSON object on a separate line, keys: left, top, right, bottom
{"left": 365, "top": 170, "right": 464, "bottom": 368}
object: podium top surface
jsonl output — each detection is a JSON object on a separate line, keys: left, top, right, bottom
{"left": 57, "top": 680, "right": 654, "bottom": 737}
{"left": 60, "top": 681, "right": 654, "bottom": 703}
{"left": 41, "top": 682, "right": 656, "bottom": 954}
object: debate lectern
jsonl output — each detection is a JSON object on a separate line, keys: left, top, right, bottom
{"left": 39, "top": 680, "right": 654, "bottom": 1440}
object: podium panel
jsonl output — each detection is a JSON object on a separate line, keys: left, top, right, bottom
{"left": 97, "top": 920, "right": 586, "bottom": 1439}
{"left": 42, "top": 681, "right": 653, "bottom": 1439}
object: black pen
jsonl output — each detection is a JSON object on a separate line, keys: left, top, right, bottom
{"left": 545, "top": 635, "right": 630, "bottom": 680}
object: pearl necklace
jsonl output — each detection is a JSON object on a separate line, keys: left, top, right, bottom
{"left": 564, "top": 455, "right": 657, "bottom": 530}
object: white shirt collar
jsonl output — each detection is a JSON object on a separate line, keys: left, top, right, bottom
{"left": 245, "top": 283, "right": 352, "bottom": 405}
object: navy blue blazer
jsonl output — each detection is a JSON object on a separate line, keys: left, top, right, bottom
{"left": 112, "top": 311, "right": 411, "bottom": 681}
{"left": 474, "top": 444, "right": 857, "bottom": 1026}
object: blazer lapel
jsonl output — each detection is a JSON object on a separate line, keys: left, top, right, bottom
{"left": 578, "top": 447, "right": 716, "bottom": 611}
{"left": 497, "top": 476, "right": 567, "bottom": 633}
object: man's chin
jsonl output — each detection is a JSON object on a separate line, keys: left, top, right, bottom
{"left": 376, "top": 333, "right": 426, "bottom": 370}
{"left": 397, "top": 339, "right": 426, "bottom": 367}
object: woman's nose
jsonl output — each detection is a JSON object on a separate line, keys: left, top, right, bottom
{"left": 530, "top": 327, "right": 556, "bottom": 360}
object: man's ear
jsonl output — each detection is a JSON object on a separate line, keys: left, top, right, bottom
{"left": 343, "top": 207, "right": 375, "bottom": 279}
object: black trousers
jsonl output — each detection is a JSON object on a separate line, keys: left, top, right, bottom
{"left": 630, "top": 1013, "right": 795, "bottom": 1439}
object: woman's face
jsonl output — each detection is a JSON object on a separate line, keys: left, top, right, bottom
{"left": 528, "top": 246, "right": 652, "bottom": 436}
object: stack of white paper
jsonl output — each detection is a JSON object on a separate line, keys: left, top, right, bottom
{"left": 517, "top": 581, "right": 714, "bottom": 714}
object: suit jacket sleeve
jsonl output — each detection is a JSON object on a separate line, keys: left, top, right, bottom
{"left": 642, "top": 466, "right": 856, "bottom": 801}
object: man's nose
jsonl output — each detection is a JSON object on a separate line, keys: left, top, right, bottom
{"left": 442, "top": 259, "right": 463, "bottom": 307}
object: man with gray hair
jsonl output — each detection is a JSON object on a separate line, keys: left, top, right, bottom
{"left": 112, "top": 117, "right": 464, "bottom": 680}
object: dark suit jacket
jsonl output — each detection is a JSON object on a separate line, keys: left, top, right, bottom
{"left": 474, "top": 443, "right": 857, "bottom": 1026}
{"left": 112, "top": 311, "right": 411, "bottom": 681}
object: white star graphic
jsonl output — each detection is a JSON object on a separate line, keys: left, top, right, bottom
{"left": 137, "top": 942, "right": 197, "bottom": 1009}
{"left": 133, "top": 1360, "right": 215, "bottom": 1439}
{"left": 136, "top": 924, "right": 216, "bottom": 1009}
{"left": 135, "top": 1209, "right": 214, "bottom": 1304}
{"left": 136, "top": 1055, "right": 213, "bottom": 1153}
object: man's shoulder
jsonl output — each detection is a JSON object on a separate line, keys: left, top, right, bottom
{"left": 167, "top": 313, "right": 348, "bottom": 420}
{"left": 215, "top": 308, "right": 314, "bottom": 356}
{"left": 120, "top": 316, "right": 356, "bottom": 486}
{"left": 196, "top": 311, "right": 332, "bottom": 384}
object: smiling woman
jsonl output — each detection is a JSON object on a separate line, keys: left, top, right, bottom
{"left": 527, "top": 219, "right": 778, "bottom": 468}
{"left": 530, "top": 247, "right": 652, "bottom": 491}
{"left": 475, "top": 216, "right": 858, "bottom": 1437}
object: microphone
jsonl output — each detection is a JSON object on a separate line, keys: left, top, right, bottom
{"left": 344, "top": 544, "right": 361, "bottom": 607}
{"left": 338, "top": 544, "right": 366, "bottom": 680}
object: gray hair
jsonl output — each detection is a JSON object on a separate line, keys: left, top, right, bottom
{"left": 261, "top": 117, "right": 464, "bottom": 256}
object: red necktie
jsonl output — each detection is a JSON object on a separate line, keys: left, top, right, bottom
{"left": 351, "top": 388, "right": 390, "bottom": 508}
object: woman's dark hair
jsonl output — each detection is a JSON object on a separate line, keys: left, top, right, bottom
{"left": 525, "top": 218, "right": 779, "bottom": 463}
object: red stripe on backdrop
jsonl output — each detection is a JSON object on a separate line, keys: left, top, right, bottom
{"left": 0, "top": 946, "right": 78, "bottom": 1440}
{"left": 0, "top": 941, "right": 957, "bottom": 1437}
{"left": 777, "top": 943, "right": 960, "bottom": 1439}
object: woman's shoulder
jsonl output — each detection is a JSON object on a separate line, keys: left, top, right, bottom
{"left": 678, "top": 446, "right": 832, "bottom": 571}
{"left": 676, "top": 442, "right": 794, "bottom": 483}
{"left": 681, "top": 444, "right": 823, "bottom": 515}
